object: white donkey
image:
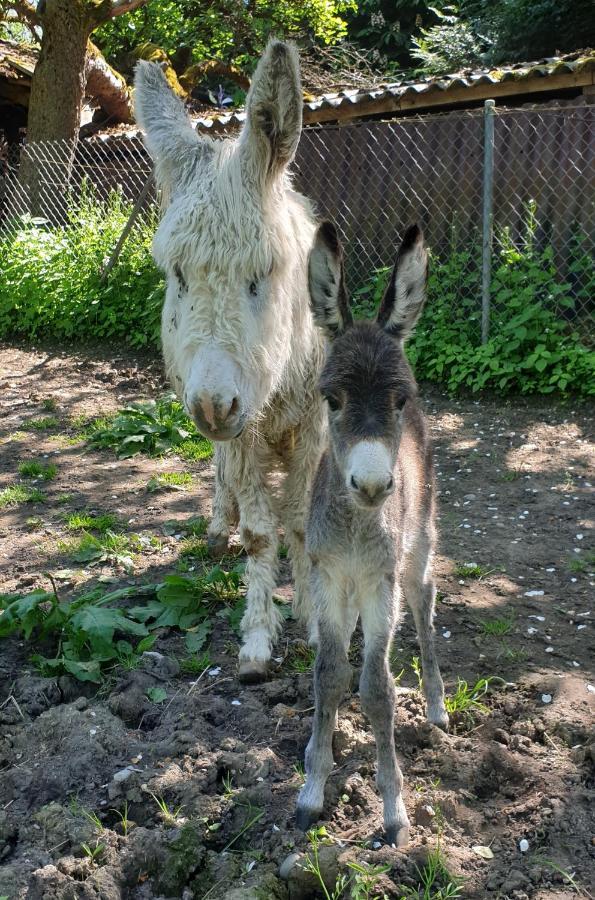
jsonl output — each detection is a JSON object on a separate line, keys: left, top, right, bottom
{"left": 134, "top": 42, "right": 326, "bottom": 681}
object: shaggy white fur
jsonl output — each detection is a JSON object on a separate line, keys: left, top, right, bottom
{"left": 135, "top": 41, "right": 326, "bottom": 679}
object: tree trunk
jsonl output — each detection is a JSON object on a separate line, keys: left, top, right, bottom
{"left": 86, "top": 41, "right": 134, "bottom": 124}
{"left": 27, "top": 0, "right": 92, "bottom": 144}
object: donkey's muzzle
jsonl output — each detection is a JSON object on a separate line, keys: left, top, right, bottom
{"left": 190, "top": 394, "right": 244, "bottom": 441}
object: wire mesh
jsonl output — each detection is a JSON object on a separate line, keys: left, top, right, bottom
{"left": 1, "top": 103, "right": 593, "bottom": 342}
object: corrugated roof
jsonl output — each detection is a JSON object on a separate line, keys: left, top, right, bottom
{"left": 187, "top": 50, "right": 595, "bottom": 131}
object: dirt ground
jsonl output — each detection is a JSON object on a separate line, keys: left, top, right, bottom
{"left": 0, "top": 343, "right": 593, "bottom": 900}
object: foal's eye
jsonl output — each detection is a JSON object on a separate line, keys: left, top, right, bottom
{"left": 249, "top": 281, "right": 258, "bottom": 297}
{"left": 325, "top": 395, "right": 341, "bottom": 412}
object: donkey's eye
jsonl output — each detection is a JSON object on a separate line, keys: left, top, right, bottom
{"left": 396, "top": 397, "right": 407, "bottom": 412}
{"left": 249, "top": 281, "right": 258, "bottom": 297}
{"left": 325, "top": 395, "right": 341, "bottom": 412}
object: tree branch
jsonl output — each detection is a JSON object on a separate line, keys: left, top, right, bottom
{"left": 4, "top": 0, "right": 40, "bottom": 28}
{"left": 107, "top": 0, "right": 151, "bottom": 18}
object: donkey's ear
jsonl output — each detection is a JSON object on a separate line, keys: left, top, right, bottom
{"left": 240, "top": 40, "right": 302, "bottom": 183}
{"left": 308, "top": 222, "right": 353, "bottom": 339}
{"left": 377, "top": 225, "right": 428, "bottom": 340}
{"left": 134, "top": 61, "right": 212, "bottom": 195}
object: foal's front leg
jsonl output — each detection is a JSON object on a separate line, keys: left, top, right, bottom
{"left": 227, "top": 442, "right": 281, "bottom": 682}
{"left": 296, "top": 570, "right": 354, "bottom": 830}
{"left": 359, "top": 579, "right": 410, "bottom": 847}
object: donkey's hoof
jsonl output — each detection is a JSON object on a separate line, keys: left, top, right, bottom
{"left": 427, "top": 705, "right": 450, "bottom": 732}
{"left": 385, "top": 822, "right": 410, "bottom": 848}
{"left": 295, "top": 804, "right": 320, "bottom": 832}
{"left": 238, "top": 659, "right": 269, "bottom": 683}
{"left": 207, "top": 532, "right": 229, "bottom": 557}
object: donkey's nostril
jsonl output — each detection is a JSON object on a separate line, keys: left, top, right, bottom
{"left": 350, "top": 475, "right": 359, "bottom": 490}
{"left": 386, "top": 476, "right": 394, "bottom": 491}
{"left": 229, "top": 396, "right": 239, "bottom": 417}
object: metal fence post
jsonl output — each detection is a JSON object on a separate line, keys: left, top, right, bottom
{"left": 481, "top": 99, "right": 495, "bottom": 344}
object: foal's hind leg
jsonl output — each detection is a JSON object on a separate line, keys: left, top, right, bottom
{"left": 402, "top": 534, "right": 448, "bottom": 730}
{"left": 360, "top": 580, "right": 410, "bottom": 847}
{"left": 296, "top": 571, "right": 355, "bottom": 830}
{"left": 207, "top": 445, "right": 238, "bottom": 556}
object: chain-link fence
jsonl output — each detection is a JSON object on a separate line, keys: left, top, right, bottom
{"left": 1, "top": 102, "right": 593, "bottom": 343}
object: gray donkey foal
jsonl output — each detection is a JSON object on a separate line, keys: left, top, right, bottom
{"left": 296, "top": 222, "right": 448, "bottom": 846}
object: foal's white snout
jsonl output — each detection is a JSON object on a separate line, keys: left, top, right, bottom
{"left": 185, "top": 345, "right": 245, "bottom": 441}
{"left": 347, "top": 441, "right": 394, "bottom": 507}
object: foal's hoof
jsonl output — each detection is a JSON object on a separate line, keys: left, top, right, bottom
{"left": 295, "top": 804, "right": 320, "bottom": 832}
{"left": 207, "top": 532, "right": 229, "bottom": 557}
{"left": 385, "top": 822, "right": 410, "bottom": 848}
{"left": 427, "top": 704, "right": 450, "bottom": 732}
{"left": 238, "top": 659, "right": 269, "bottom": 683}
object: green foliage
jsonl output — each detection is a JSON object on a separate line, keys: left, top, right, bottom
{"left": 410, "top": 5, "right": 487, "bottom": 74}
{"left": 0, "top": 484, "right": 45, "bottom": 508}
{"left": 0, "top": 187, "right": 164, "bottom": 349}
{"left": 355, "top": 214, "right": 594, "bottom": 398}
{"left": 26, "top": 416, "right": 59, "bottom": 430}
{"left": 453, "top": 562, "right": 491, "bottom": 578}
{"left": 88, "top": 395, "right": 212, "bottom": 460}
{"left": 0, "top": 565, "right": 246, "bottom": 683}
{"left": 18, "top": 461, "right": 58, "bottom": 481}
{"left": 96, "top": 0, "right": 354, "bottom": 74}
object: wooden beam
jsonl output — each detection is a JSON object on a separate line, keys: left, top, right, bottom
{"left": 302, "top": 67, "right": 595, "bottom": 126}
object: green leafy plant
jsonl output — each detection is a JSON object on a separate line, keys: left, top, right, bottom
{"left": 303, "top": 826, "right": 347, "bottom": 900}
{"left": 453, "top": 562, "right": 492, "bottom": 579}
{"left": 81, "top": 841, "right": 105, "bottom": 864}
{"left": 150, "top": 792, "right": 184, "bottom": 826}
{"left": 287, "top": 642, "right": 316, "bottom": 673}
{"left": 481, "top": 615, "right": 514, "bottom": 636}
{"left": 26, "top": 416, "right": 60, "bottom": 431}
{"left": 110, "top": 800, "right": 132, "bottom": 836}
{"left": 348, "top": 860, "right": 391, "bottom": 900}
{"left": 88, "top": 395, "right": 212, "bottom": 460}
{"left": 18, "top": 461, "right": 57, "bottom": 481}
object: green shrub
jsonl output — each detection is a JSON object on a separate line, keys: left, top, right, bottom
{"left": 353, "top": 214, "right": 594, "bottom": 398}
{"left": 0, "top": 184, "right": 164, "bottom": 349}
{"left": 1, "top": 189, "right": 592, "bottom": 397}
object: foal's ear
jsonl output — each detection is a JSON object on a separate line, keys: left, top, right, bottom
{"left": 377, "top": 225, "right": 428, "bottom": 340}
{"left": 308, "top": 222, "right": 353, "bottom": 339}
{"left": 134, "top": 61, "right": 212, "bottom": 196}
{"left": 240, "top": 40, "right": 302, "bottom": 183}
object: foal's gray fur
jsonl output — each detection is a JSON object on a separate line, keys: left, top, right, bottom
{"left": 296, "top": 222, "right": 448, "bottom": 846}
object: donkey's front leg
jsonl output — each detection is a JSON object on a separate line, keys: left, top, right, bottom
{"left": 280, "top": 416, "right": 325, "bottom": 643}
{"left": 360, "top": 581, "right": 410, "bottom": 847}
{"left": 296, "top": 571, "right": 354, "bottom": 830}
{"left": 231, "top": 445, "right": 281, "bottom": 683}
{"left": 207, "top": 444, "right": 238, "bottom": 557}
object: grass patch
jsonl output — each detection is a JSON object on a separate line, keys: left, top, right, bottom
{"left": 64, "top": 512, "right": 121, "bottom": 533}
{"left": 147, "top": 472, "right": 193, "bottom": 492}
{"left": 175, "top": 438, "right": 213, "bottom": 462}
{"left": 41, "top": 398, "right": 58, "bottom": 412}
{"left": 453, "top": 562, "right": 492, "bottom": 579}
{"left": 180, "top": 650, "right": 211, "bottom": 674}
{"left": 178, "top": 537, "right": 209, "bottom": 564}
{"left": 445, "top": 676, "right": 493, "bottom": 726}
{"left": 287, "top": 643, "right": 316, "bottom": 673}
{"left": 480, "top": 615, "right": 514, "bottom": 636}
{"left": 60, "top": 530, "right": 135, "bottom": 571}
{"left": 398, "top": 845, "right": 463, "bottom": 899}
{"left": 18, "top": 461, "right": 58, "bottom": 481}
{"left": 567, "top": 550, "right": 595, "bottom": 573}
{"left": 0, "top": 484, "right": 45, "bottom": 508}
{"left": 25, "top": 416, "right": 60, "bottom": 431}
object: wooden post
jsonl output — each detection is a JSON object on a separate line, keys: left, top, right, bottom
{"left": 481, "top": 99, "right": 495, "bottom": 344}
{"left": 100, "top": 173, "right": 153, "bottom": 281}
